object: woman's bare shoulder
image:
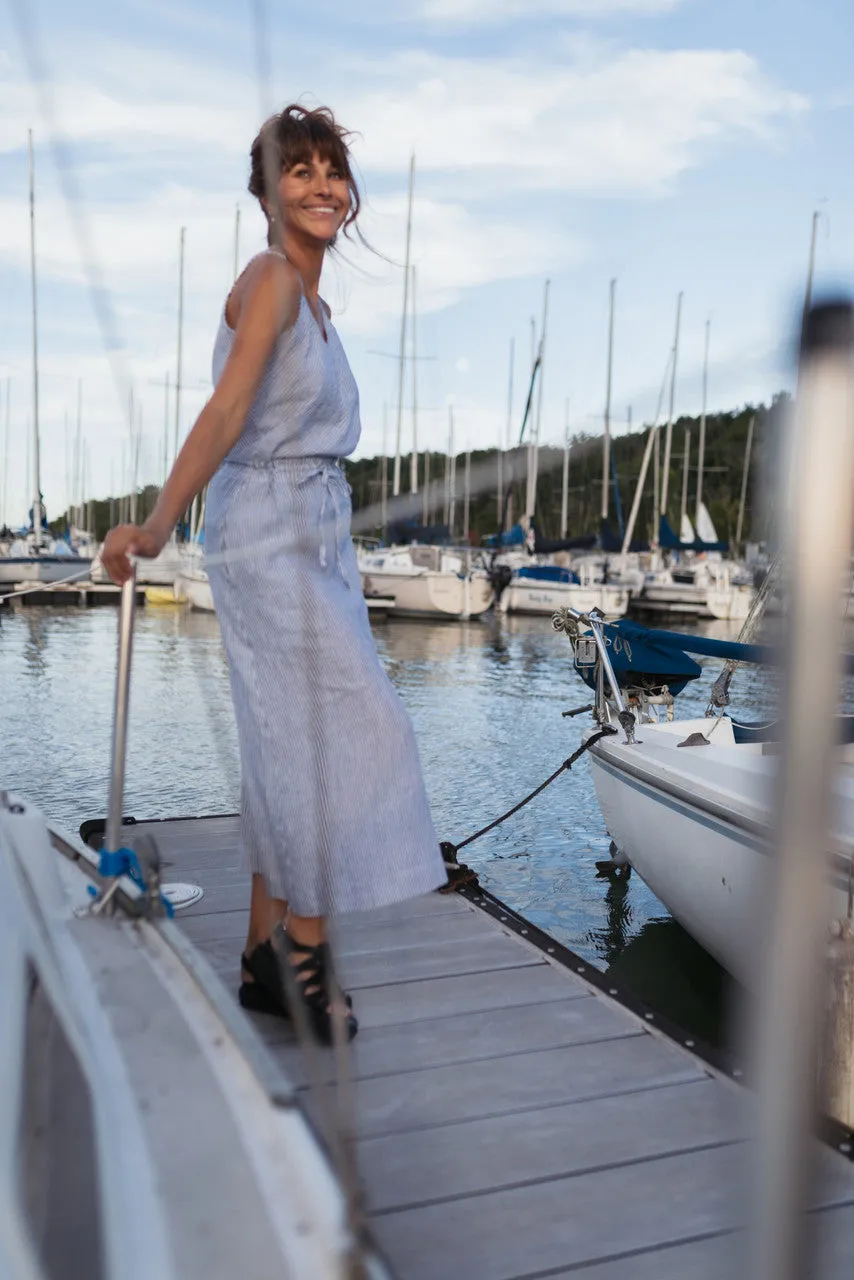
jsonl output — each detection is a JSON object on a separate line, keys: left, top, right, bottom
{"left": 226, "top": 252, "right": 302, "bottom": 331}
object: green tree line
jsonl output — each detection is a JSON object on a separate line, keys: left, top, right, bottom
{"left": 51, "top": 397, "right": 783, "bottom": 547}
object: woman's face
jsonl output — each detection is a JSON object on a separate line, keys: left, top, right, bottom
{"left": 275, "top": 151, "right": 351, "bottom": 244}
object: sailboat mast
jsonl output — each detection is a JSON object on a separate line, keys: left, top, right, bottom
{"left": 499, "top": 337, "right": 514, "bottom": 521}
{"left": 696, "top": 317, "right": 709, "bottom": 526}
{"left": 560, "top": 398, "right": 570, "bottom": 539}
{"left": 233, "top": 204, "right": 241, "bottom": 283}
{"left": 2, "top": 377, "right": 10, "bottom": 529}
{"left": 75, "top": 380, "right": 83, "bottom": 533}
{"left": 527, "top": 281, "right": 549, "bottom": 519}
{"left": 174, "top": 226, "right": 186, "bottom": 464}
{"left": 381, "top": 402, "right": 388, "bottom": 537}
{"left": 601, "top": 278, "right": 615, "bottom": 523}
{"left": 463, "top": 447, "right": 471, "bottom": 543}
{"left": 162, "top": 371, "right": 170, "bottom": 488}
{"left": 27, "top": 130, "right": 43, "bottom": 544}
{"left": 393, "top": 154, "right": 415, "bottom": 497}
{"left": 735, "top": 413, "right": 756, "bottom": 549}
{"left": 659, "top": 290, "right": 683, "bottom": 523}
{"left": 679, "top": 427, "right": 690, "bottom": 533}
{"left": 803, "top": 210, "right": 820, "bottom": 322}
{"left": 448, "top": 406, "right": 456, "bottom": 537}
{"left": 410, "top": 264, "right": 418, "bottom": 495}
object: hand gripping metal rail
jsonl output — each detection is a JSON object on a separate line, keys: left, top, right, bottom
{"left": 89, "top": 568, "right": 173, "bottom": 918}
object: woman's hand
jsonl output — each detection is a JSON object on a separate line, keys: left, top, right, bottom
{"left": 101, "top": 524, "right": 166, "bottom": 585}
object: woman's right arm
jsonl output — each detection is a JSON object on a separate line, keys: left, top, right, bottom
{"left": 101, "top": 258, "right": 301, "bottom": 583}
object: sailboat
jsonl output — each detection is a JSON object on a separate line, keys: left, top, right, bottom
{"left": 499, "top": 281, "right": 628, "bottom": 620}
{"left": 362, "top": 165, "right": 493, "bottom": 620}
{"left": 554, "top": 298, "right": 854, "bottom": 984}
{"left": 0, "top": 133, "right": 92, "bottom": 591}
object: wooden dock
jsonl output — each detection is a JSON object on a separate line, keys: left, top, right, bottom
{"left": 87, "top": 814, "right": 854, "bottom": 1278}
{"left": 5, "top": 581, "right": 147, "bottom": 608}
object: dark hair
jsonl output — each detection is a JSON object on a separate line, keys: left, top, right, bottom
{"left": 249, "top": 104, "right": 361, "bottom": 236}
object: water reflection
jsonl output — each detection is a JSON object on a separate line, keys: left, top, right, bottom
{"left": 2, "top": 602, "right": 757, "bottom": 1049}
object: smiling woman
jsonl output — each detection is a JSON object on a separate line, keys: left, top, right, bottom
{"left": 249, "top": 104, "right": 362, "bottom": 246}
{"left": 100, "top": 102, "right": 447, "bottom": 1045}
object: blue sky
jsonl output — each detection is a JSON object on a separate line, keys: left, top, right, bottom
{"left": 1, "top": 0, "right": 852, "bottom": 524}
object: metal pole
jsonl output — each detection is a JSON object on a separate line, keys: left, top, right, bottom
{"left": 679, "top": 428, "right": 690, "bottom": 536}
{"left": 162, "top": 371, "right": 170, "bottom": 489}
{"left": 2, "top": 377, "right": 9, "bottom": 528}
{"left": 660, "top": 291, "right": 683, "bottom": 522}
{"left": 735, "top": 414, "right": 755, "bottom": 550}
{"left": 696, "top": 317, "right": 710, "bottom": 525}
{"left": 748, "top": 300, "right": 854, "bottom": 1280}
{"left": 561, "top": 398, "right": 570, "bottom": 539}
{"left": 75, "top": 380, "right": 83, "bottom": 532}
{"left": 463, "top": 449, "right": 471, "bottom": 543}
{"left": 422, "top": 450, "right": 430, "bottom": 526}
{"left": 27, "top": 130, "right": 42, "bottom": 546}
{"left": 380, "top": 403, "right": 388, "bottom": 539}
{"left": 233, "top": 204, "right": 241, "bottom": 283}
{"left": 174, "top": 226, "right": 185, "bottom": 464}
{"left": 602, "top": 278, "right": 615, "bottom": 523}
{"left": 393, "top": 155, "right": 415, "bottom": 497}
{"left": 447, "top": 407, "right": 455, "bottom": 537}
{"left": 104, "top": 568, "right": 138, "bottom": 855}
{"left": 803, "top": 210, "right": 820, "bottom": 324}
{"left": 586, "top": 614, "right": 626, "bottom": 714}
{"left": 410, "top": 264, "right": 418, "bottom": 495}
{"left": 528, "top": 281, "right": 549, "bottom": 521}
{"left": 499, "top": 337, "right": 514, "bottom": 522}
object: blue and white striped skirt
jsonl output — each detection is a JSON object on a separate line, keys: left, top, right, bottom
{"left": 204, "top": 455, "right": 446, "bottom": 917}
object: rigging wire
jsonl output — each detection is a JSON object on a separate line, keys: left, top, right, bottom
{"left": 8, "top": 0, "right": 137, "bottom": 447}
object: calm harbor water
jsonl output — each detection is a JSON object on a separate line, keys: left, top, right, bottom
{"left": 1, "top": 601, "right": 776, "bottom": 1041}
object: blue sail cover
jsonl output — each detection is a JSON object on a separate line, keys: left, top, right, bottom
{"left": 575, "top": 620, "right": 703, "bottom": 695}
{"left": 517, "top": 565, "right": 580, "bottom": 585}
{"left": 658, "top": 514, "right": 728, "bottom": 554}
{"left": 599, "top": 518, "right": 648, "bottom": 554}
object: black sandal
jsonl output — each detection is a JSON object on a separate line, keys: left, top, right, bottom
{"left": 240, "top": 928, "right": 357, "bottom": 1045}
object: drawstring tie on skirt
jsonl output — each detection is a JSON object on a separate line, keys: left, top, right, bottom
{"left": 299, "top": 460, "right": 351, "bottom": 587}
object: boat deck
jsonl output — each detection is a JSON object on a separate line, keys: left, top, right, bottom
{"left": 99, "top": 814, "right": 854, "bottom": 1279}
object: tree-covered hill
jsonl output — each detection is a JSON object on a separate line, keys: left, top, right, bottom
{"left": 52, "top": 396, "right": 785, "bottom": 548}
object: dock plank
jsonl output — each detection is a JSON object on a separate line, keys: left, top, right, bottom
{"left": 371, "top": 1144, "right": 854, "bottom": 1280}
{"left": 200, "top": 929, "right": 546, "bottom": 991}
{"left": 253, "top": 994, "right": 638, "bottom": 1079}
{"left": 360, "top": 1076, "right": 740, "bottom": 1212}
{"left": 339, "top": 1033, "right": 703, "bottom": 1140}
{"left": 144, "top": 813, "right": 854, "bottom": 1280}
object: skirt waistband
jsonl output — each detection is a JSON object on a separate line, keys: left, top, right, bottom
{"left": 221, "top": 454, "right": 344, "bottom": 472}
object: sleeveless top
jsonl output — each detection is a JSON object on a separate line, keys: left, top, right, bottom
{"left": 211, "top": 250, "right": 361, "bottom": 464}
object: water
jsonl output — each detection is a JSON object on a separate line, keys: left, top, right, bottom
{"left": 1, "top": 603, "right": 777, "bottom": 1042}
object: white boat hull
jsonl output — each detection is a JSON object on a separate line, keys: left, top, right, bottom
{"left": 500, "top": 579, "right": 628, "bottom": 619}
{"left": 705, "top": 584, "right": 756, "bottom": 621}
{"left": 174, "top": 570, "right": 215, "bottom": 612}
{"left": 0, "top": 555, "right": 92, "bottom": 587}
{"left": 361, "top": 571, "right": 493, "bottom": 619}
{"left": 587, "top": 718, "right": 854, "bottom": 983}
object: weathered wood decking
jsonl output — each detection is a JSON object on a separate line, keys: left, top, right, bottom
{"left": 114, "top": 814, "right": 854, "bottom": 1278}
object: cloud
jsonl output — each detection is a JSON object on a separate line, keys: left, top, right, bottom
{"left": 0, "top": 19, "right": 809, "bottom": 510}
{"left": 339, "top": 47, "right": 807, "bottom": 196}
{"left": 423, "top": 0, "right": 680, "bottom": 23}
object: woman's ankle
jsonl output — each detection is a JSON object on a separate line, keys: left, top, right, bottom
{"left": 286, "top": 911, "right": 326, "bottom": 949}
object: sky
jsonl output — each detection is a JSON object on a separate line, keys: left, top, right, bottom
{"left": 0, "top": 0, "right": 852, "bottom": 525}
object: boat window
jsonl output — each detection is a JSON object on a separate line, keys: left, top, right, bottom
{"left": 18, "top": 964, "right": 105, "bottom": 1280}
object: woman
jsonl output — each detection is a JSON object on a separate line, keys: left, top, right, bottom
{"left": 102, "top": 105, "right": 447, "bottom": 1043}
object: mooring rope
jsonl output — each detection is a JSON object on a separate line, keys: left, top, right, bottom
{"left": 442, "top": 725, "right": 617, "bottom": 866}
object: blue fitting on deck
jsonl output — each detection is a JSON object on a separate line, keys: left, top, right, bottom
{"left": 98, "top": 845, "right": 174, "bottom": 917}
